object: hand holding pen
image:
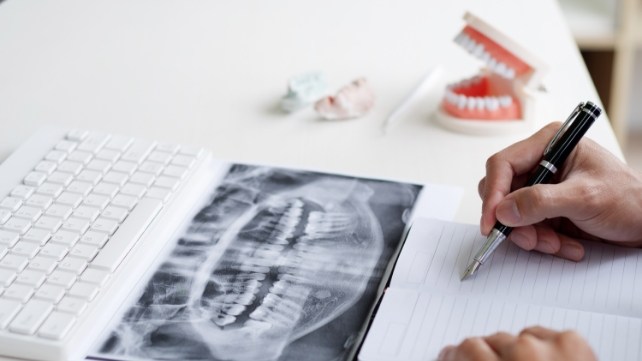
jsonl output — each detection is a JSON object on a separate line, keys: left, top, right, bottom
{"left": 465, "top": 102, "right": 642, "bottom": 279}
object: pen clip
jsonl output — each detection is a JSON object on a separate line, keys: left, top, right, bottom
{"left": 544, "top": 102, "right": 584, "bottom": 155}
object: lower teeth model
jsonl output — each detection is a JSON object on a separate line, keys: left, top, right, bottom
{"left": 436, "top": 12, "right": 548, "bottom": 135}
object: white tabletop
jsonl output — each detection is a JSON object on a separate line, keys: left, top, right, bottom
{"left": 0, "top": 0, "right": 622, "bottom": 228}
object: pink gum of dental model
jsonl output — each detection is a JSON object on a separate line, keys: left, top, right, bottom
{"left": 314, "top": 78, "right": 375, "bottom": 120}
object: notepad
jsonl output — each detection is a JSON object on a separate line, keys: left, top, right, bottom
{"left": 359, "top": 218, "right": 642, "bottom": 361}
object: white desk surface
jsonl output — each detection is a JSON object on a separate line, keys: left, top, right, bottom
{"left": 0, "top": 0, "right": 623, "bottom": 228}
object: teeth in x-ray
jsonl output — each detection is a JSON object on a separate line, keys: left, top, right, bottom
{"left": 214, "top": 314, "right": 236, "bottom": 327}
{"left": 100, "top": 170, "right": 406, "bottom": 361}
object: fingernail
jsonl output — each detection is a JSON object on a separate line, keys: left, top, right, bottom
{"left": 497, "top": 199, "right": 521, "bottom": 225}
{"left": 560, "top": 242, "right": 584, "bottom": 261}
{"left": 438, "top": 346, "right": 454, "bottom": 361}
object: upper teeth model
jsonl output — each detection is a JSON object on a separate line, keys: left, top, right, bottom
{"left": 436, "top": 12, "right": 548, "bottom": 135}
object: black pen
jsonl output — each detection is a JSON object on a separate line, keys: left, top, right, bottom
{"left": 461, "top": 101, "right": 603, "bottom": 280}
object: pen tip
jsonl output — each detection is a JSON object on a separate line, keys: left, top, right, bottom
{"left": 461, "top": 261, "right": 481, "bottom": 281}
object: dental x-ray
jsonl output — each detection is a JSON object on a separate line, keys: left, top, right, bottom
{"left": 94, "top": 164, "right": 422, "bottom": 361}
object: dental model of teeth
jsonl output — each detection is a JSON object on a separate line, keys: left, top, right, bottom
{"left": 314, "top": 78, "right": 375, "bottom": 120}
{"left": 435, "top": 12, "right": 548, "bottom": 135}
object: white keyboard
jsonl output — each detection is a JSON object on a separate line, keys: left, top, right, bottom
{"left": 0, "top": 128, "right": 212, "bottom": 360}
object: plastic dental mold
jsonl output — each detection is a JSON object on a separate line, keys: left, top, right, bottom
{"left": 435, "top": 12, "right": 548, "bottom": 135}
{"left": 281, "top": 71, "right": 329, "bottom": 113}
{"left": 314, "top": 78, "right": 375, "bottom": 120}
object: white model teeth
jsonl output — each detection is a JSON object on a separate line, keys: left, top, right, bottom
{"left": 443, "top": 89, "right": 513, "bottom": 111}
{"left": 454, "top": 31, "right": 516, "bottom": 80}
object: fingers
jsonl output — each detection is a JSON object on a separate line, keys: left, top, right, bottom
{"left": 509, "top": 225, "right": 585, "bottom": 261}
{"left": 438, "top": 336, "right": 501, "bottom": 361}
{"left": 479, "top": 123, "right": 561, "bottom": 234}
{"left": 520, "top": 326, "right": 559, "bottom": 340}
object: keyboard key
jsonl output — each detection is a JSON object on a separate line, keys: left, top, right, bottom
{"left": 27, "top": 256, "right": 57, "bottom": 274}
{"left": 84, "top": 194, "right": 110, "bottom": 210}
{"left": 0, "top": 231, "right": 19, "bottom": 247}
{"left": 120, "top": 183, "right": 146, "bottom": 198}
{"left": 69, "top": 244, "right": 98, "bottom": 260}
{"left": 9, "top": 299, "right": 53, "bottom": 334}
{"left": 22, "top": 172, "right": 47, "bottom": 187}
{"left": 38, "top": 311, "right": 76, "bottom": 340}
{"left": 77, "top": 133, "right": 110, "bottom": 153}
{"left": 61, "top": 217, "right": 90, "bottom": 234}
{"left": 0, "top": 254, "right": 28, "bottom": 272}
{"left": 79, "top": 231, "right": 108, "bottom": 248}
{"left": 155, "top": 143, "right": 179, "bottom": 154}
{"left": 35, "top": 284, "right": 66, "bottom": 303}
{"left": 66, "top": 150, "right": 93, "bottom": 165}
{"left": 44, "top": 150, "right": 67, "bottom": 164}
{"left": 67, "top": 181, "right": 93, "bottom": 196}
{"left": 129, "top": 171, "right": 155, "bottom": 187}
{"left": 55, "top": 140, "right": 77, "bottom": 153}
{"left": 11, "top": 241, "right": 40, "bottom": 258}
{"left": 36, "top": 182, "right": 64, "bottom": 198}
{"left": 121, "top": 140, "right": 155, "bottom": 163}
{"left": 102, "top": 171, "right": 128, "bottom": 186}
{"left": 47, "top": 270, "right": 76, "bottom": 288}
{"left": 68, "top": 282, "right": 98, "bottom": 301}
{"left": 72, "top": 206, "right": 100, "bottom": 221}
{"left": 147, "top": 151, "right": 172, "bottom": 164}
{"left": 25, "top": 194, "right": 53, "bottom": 209}
{"left": 0, "top": 197, "right": 23, "bottom": 212}
{"left": 104, "top": 136, "right": 133, "bottom": 152}
{"left": 171, "top": 155, "right": 196, "bottom": 168}
{"left": 163, "top": 165, "right": 189, "bottom": 179}
{"left": 4, "top": 283, "right": 34, "bottom": 303}
{"left": 34, "top": 160, "right": 57, "bottom": 175}
{"left": 101, "top": 206, "right": 128, "bottom": 223}
{"left": 92, "top": 198, "right": 162, "bottom": 271}
{"left": 95, "top": 149, "right": 120, "bottom": 163}
{"left": 34, "top": 216, "right": 63, "bottom": 233}
{"left": 15, "top": 270, "right": 46, "bottom": 288}
{"left": 48, "top": 171, "right": 74, "bottom": 186}
{"left": 50, "top": 231, "right": 79, "bottom": 248}
{"left": 90, "top": 218, "right": 119, "bottom": 235}
{"left": 80, "top": 268, "right": 109, "bottom": 286}
{"left": 45, "top": 204, "right": 73, "bottom": 219}
{"left": 111, "top": 194, "right": 138, "bottom": 210}
{"left": 145, "top": 187, "right": 172, "bottom": 203}
{"left": 92, "top": 182, "right": 119, "bottom": 198}
{"left": 10, "top": 185, "right": 35, "bottom": 199}
{"left": 138, "top": 161, "right": 164, "bottom": 175}
{"left": 86, "top": 159, "right": 112, "bottom": 174}
{"left": 56, "top": 296, "right": 87, "bottom": 315}
{"left": 76, "top": 170, "right": 102, "bottom": 185}
{"left": 66, "top": 129, "right": 88, "bottom": 142}
{"left": 0, "top": 299, "right": 21, "bottom": 328}
{"left": 0, "top": 268, "right": 17, "bottom": 286}
{"left": 111, "top": 161, "right": 137, "bottom": 175}
{"left": 56, "top": 192, "right": 83, "bottom": 208}
{"left": 4, "top": 217, "right": 31, "bottom": 234}
{"left": 22, "top": 228, "right": 51, "bottom": 246}
{"left": 57, "top": 160, "right": 83, "bottom": 175}
{"left": 14, "top": 205, "right": 42, "bottom": 222}
{"left": 39, "top": 244, "right": 68, "bottom": 261}
{"left": 58, "top": 256, "right": 87, "bottom": 275}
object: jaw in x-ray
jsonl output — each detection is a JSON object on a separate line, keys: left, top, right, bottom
{"left": 99, "top": 165, "right": 420, "bottom": 361}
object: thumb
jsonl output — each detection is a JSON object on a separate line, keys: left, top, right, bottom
{"left": 495, "top": 182, "right": 590, "bottom": 227}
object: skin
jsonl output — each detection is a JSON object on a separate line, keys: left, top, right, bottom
{"left": 439, "top": 122, "right": 642, "bottom": 360}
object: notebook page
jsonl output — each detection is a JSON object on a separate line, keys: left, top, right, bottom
{"left": 391, "top": 218, "right": 642, "bottom": 317}
{"left": 358, "top": 289, "right": 642, "bottom": 361}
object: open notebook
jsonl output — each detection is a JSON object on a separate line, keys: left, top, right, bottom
{"left": 359, "top": 218, "right": 642, "bottom": 361}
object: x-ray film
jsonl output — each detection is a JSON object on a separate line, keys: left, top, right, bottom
{"left": 93, "top": 164, "right": 422, "bottom": 361}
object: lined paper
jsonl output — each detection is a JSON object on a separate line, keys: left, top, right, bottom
{"left": 358, "top": 218, "right": 642, "bottom": 361}
{"left": 360, "top": 290, "right": 642, "bottom": 361}
{"left": 392, "top": 219, "right": 642, "bottom": 317}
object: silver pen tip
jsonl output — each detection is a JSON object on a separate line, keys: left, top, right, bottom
{"left": 461, "top": 260, "right": 481, "bottom": 281}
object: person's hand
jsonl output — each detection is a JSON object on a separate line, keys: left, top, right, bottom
{"left": 437, "top": 326, "right": 597, "bottom": 361}
{"left": 478, "top": 122, "right": 642, "bottom": 260}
